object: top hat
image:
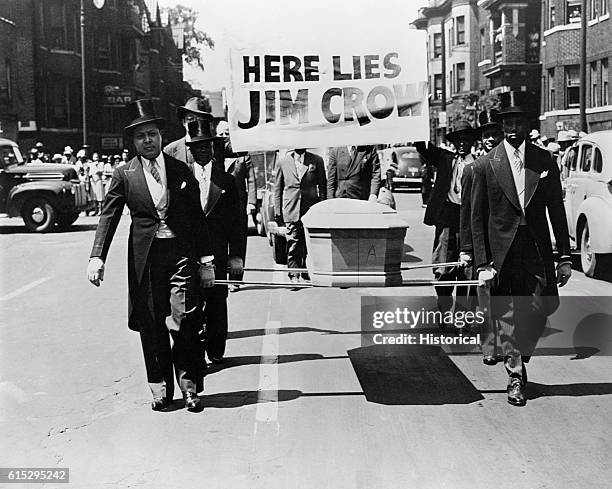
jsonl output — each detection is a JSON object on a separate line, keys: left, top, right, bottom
{"left": 63, "top": 145, "right": 74, "bottom": 154}
{"left": 498, "top": 91, "right": 536, "bottom": 117}
{"left": 477, "top": 109, "right": 502, "bottom": 133}
{"left": 185, "top": 119, "right": 222, "bottom": 145}
{"left": 446, "top": 120, "right": 475, "bottom": 143}
{"left": 177, "top": 97, "right": 213, "bottom": 120}
{"left": 124, "top": 99, "right": 165, "bottom": 134}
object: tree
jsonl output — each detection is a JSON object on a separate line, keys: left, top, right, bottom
{"left": 163, "top": 4, "right": 214, "bottom": 71}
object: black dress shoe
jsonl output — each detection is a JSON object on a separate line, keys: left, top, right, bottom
{"left": 151, "top": 397, "right": 172, "bottom": 412}
{"left": 483, "top": 355, "right": 498, "bottom": 365}
{"left": 507, "top": 378, "right": 526, "bottom": 406}
{"left": 184, "top": 392, "right": 203, "bottom": 412}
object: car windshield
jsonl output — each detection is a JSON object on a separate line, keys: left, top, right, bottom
{"left": 0, "top": 144, "right": 24, "bottom": 167}
{"left": 397, "top": 149, "right": 421, "bottom": 168}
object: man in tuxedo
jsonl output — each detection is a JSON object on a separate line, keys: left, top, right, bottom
{"left": 415, "top": 121, "right": 476, "bottom": 319}
{"left": 274, "top": 149, "right": 327, "bottom": 282}
{"left": 216, "top": 120, "right": 257, "bottom": 291}
{"left": 470, "top": 91, "right": 572, "bottom": 406}
{"left": 187, "top": 118, "right": 245, "bottom": 366}
{"left": 86, "top": 99, "right": 215, "bottom": 413}
{"left": 327, "top": 145, "right": 381, "bottom": 201}
{"left": 164, "top": 96, "right": 212, "bottom": 171}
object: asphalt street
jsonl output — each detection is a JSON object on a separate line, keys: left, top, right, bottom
{"left": 1, "top": 191, "right": 611, "bottom": 489}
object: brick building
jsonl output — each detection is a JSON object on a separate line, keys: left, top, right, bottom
{"left": 0, "top": 0, "right": 192, "bottom": 155}
{"left": 539, "top": 0, "right": 611, "bottom": 136}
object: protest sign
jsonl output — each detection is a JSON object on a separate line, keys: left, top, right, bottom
{"left": 226, "top": 29, "right": 429, "bottom": 151}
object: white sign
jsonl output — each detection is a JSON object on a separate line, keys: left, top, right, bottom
{"left": 226, "top": 29, "right": 429, "bottom": 151}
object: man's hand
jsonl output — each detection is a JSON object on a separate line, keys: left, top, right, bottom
{"left": 246, "top": 203, "right": 256, "bottom": 214}
{"left": 87, "top": 257, "right": 105, "bottom": 287}
{"left": 459, "top": 252, "right": 473, "bottom": 267}
{"left": 478, "top": 265, "right": 497, "bottom": 288}
{"left": 368, "top": 194, "right": 378, "bottom": 203}
{"left": 228, "top": 256, "right": 244, "bottom": 280}
{"left": 199, "top": 264, "right": 215, "bottom": 288}
{"left": 556, "top": 262, "right": 572, "bottom": 287}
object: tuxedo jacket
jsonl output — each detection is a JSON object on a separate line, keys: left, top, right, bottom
{"left": 198, "top": 165, "right": 245, "bottom": 281}
{"left": 164, "top": 137, "right": 194, "bottom": 170}
{"left": 90, "top": 154, "right": 211, "bottom": 331}
{"left": 274, "top": 151, "right": 327, "bottom": 223}
{"left": 470, "top": 141, "right": 570, "bottom": 291}
{"left": 415, "top": 142, "right": 459, "bottom": 227}
{"left": 327, "top": 146, "right": 381, "bottom": 200}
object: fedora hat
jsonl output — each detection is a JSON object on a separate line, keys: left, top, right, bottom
{"left": 124, "top": 99, "right": 165, "bottom": 134}
{"left": 446, "top": 120, "right": 475, "bottom": 143}
{"left": 476, "top": 109, "right": 501, "bottom": 132}
{"left": 185, "top": 119, "right": 222, "bottom": 145}
{"left": 498, "top": 91, "right": 536, "bottom": 117}
{"left": 177, "top": 97, "right": 213, "bottom": 120}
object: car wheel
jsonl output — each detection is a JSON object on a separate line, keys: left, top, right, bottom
{"left": 272, "top": 234, "right": 287, "bottom": 265}
{"left": 56, "top": 212, "right": 80, "bottom": 230}
{"left": 580, "top": 222, "right": 612, "bottom": 279}
{"left": 21, "top": 197, "right": 57, "bottom": 233}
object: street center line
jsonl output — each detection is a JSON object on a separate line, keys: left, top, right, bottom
{"left": 0, "top": 277, "right": 50, "bottom": 301}
{"left": 255, "top": 319, "right": 280, "bottom": 424}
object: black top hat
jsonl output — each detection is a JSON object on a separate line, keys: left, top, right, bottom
{"left": 177, "top": 97, "right": 213, "bottom": 120}
{"left": 446, "top": 120, "right": 475, "bottom": 143}
{"left": 185, "top": 119, "right": 221, "bottom": 145}
{"left": 498, "top": 91, "right": 536, "bottom": 117}
{"left": 476, "top": 109, "right": 502, "bottom": 133}
{"left": 124, "top": 99, "right": 165, "bottom": 134}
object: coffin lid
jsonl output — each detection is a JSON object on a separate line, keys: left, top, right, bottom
{"left": 302, "top": 198, "right": 409, "bottom": 229}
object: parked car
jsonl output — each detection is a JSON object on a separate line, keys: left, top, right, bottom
{"left": 562, "top": 130, "right": 612, "bottom": 278}
{"left": 379, "top": 146, "right": 423, "bottom": 191}
{"left": 0, "top": 138, "right": 89, "bottom": 232}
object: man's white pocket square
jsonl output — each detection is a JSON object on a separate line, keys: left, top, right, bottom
{"left": 180, "top": 181, "right": 187, "bottom": 189}
{"left": 221, "top": 189, "right": 226, "bottom": 194}
{"left": 539, "top": 170, "right": 549, "bottom": 179}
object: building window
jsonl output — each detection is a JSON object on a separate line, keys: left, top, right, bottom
{"left": 548, "top": 68, "right": 556, "bottom": 110}
{"left": 456, "top": 16, "right": 465, "bottom": 45}
{"left": 43, "top": 78, "right": 80, "bottom": 128}
{"left": 590, "top": 0, "right": 599, "bottom": 18}
{"left": 449, "top": 69, "right": 453, "bottom": 93}
{"left": 602, "top": 58, "right": 609, "bottom": 105}
{"left": 550, "top": 5, "right": 556, "bottom": 27}
{"left": 45, "top": 0, "right": 78, "bottom": 51}
{"left": 5, "top": 59, "right": 12, "bottom": 105}
{"left": 96, "top": 31, "right": 113, "bottom": 70}
{"left": 603, "top": 0, "right": 609, "bottom": 15}
{"left": 567, "top": 1, "right": 582, "bottom": 24}
{"left": 480, "top": 28, "right": 486, "bottom": 59}
{"left": 456, "top": 63, "right": 466, "bottom": 92}
{"left": 433, "top": 33, "right": 442, "bottom": 58}
{"left": 566, "top": 65, "right": 580, "bottom": 107}
{"left": 591, "top": 62, "right": 598, "bottom": 107}
{"left": 434, "top": 74, "right": 443, "bottom": 100}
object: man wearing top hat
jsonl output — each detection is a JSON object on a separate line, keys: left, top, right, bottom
{"left": 185, "top": 117, "right": 245, "bottom": 366}
{"left": 470, "top": 91, "right": 572, "bottom": 406}
{"left": 415, "top": 121, "right": 476, "bottom": 321}
{"left": 164, "top": 96, "right": 213, "bottom": 170}
{"left": 86, "top": 99, "right": 215, "bottom": 413}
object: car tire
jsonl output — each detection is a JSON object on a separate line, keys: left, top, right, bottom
{"left": 579, "top": 221, "right": 611, "bottom": 278}
{"left": 272, "top": 234, "right": 287, "bottom": 265}
{"left": 56, "top": 212, "right": 80, "bottom": 230}
{"left": 21, "top": 197, "right": 57, "bottom": 233}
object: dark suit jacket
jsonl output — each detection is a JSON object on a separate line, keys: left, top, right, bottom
{"left": 274, "top": 151, "right": 326, "bottom": 223}
{"left": 327, "top": 146, "right": 381, "bottom": 200}
{"left": 199, "top": 165, "right": 245, "bottom": 282}
{"left": 164, "top": 137, "right": 194, "bottom": 170}
{"left": 470, "top": 142, "right": 571, "bottom": 292}
{"left": 225, "top": 154, "right": 257, "bottom": 212}
{"left": 90, "top": 154, "right": 211, "bottom": 331}
{"left": 415, "top": 142, "right": 457, "bottom": 227}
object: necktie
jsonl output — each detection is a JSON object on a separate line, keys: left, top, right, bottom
{"left": 198, "top": 165, "right": 209, "bottom": 210}
{"left": 513, "top": 148, "right": 524, "bottom": 173}
{"left": 149, "top": 159, "right": 162, "bottom": 185}
{"left": 453, "top": 155, "right": 464, "bottom": 195}
{"left": 513, "top": 148, "right": 525, "bottom": 207}
{"left": 349, "top": 146, "right": 356, "bottom": 159}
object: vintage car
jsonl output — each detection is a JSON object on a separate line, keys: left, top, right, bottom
{"left": 379, "top": 146, "right": 424, "bottom": 191}
{"left": 0, "top": 138, "right": 89, "bottom": 232}
{"left": 562, "top": 130, "right": 612, "bottom": 278}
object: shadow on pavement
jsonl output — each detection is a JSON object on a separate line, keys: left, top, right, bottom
{"left": 527, "top": 382, "right": 612, "bottom": 399}
{"left": 206, "top": 353, "right": 348, "bottom": 373}
{"left": 0, "top": 223, "right": 98, "bottom": 234}
{"left": 348, "top": 345, "right": 484, "bottom": 405}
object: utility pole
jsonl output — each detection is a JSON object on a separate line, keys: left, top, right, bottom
{"left": 579, "top": 0, "right": 588, "bottom": 132}
{"left": 80, "top": 0, "right": 87, "bottom": 147}
{"left": 440, "top": 21, "right": 447, "bottom": 144}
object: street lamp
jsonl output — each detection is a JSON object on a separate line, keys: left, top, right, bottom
{"left": 80, "top": 0, "right": 105, "bottom": 147}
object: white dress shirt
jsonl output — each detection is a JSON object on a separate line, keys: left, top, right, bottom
{"left": 291, "top": 151, "right": 307, "bottom": 180}
{"left": 503, "top": 139, "right": 526, "bottom": 215}
{"left": 142, "top": 154, "right": 176, "bottom": 238}
{"left": 447, "top": 153, "right": 474, "bottom": 204}
{"left": 193, "top": 161, "right": 212, "bottom": 212}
